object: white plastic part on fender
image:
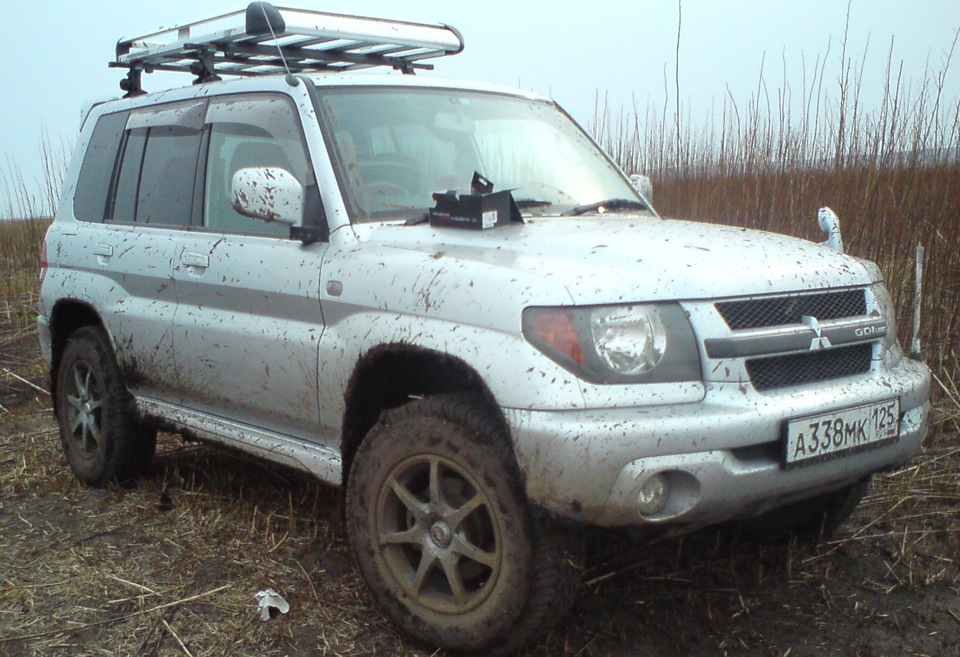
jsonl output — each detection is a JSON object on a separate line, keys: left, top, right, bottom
{"left": 818, "top": 206, "right": 844, "bottom": 253}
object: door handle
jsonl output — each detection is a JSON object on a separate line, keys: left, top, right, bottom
{"left": 93, "top": 243, "right": 114, "bottom": 258}
{"left": 181, "top": 252, "right": 210, "bottom": 268}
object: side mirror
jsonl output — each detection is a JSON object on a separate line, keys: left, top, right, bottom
{"left": 629, "top": 173, "right": 653, "bottom": 203}
{"left": 231, "top": 167, "right": 304, "bottom": 227}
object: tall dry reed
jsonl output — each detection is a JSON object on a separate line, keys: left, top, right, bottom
{"left": 1, "top": 131, "right": 70, "bottom": 221}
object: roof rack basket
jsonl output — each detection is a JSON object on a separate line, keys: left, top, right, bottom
{"left": 111, "top": 2, "right": 464, "bottom": 96}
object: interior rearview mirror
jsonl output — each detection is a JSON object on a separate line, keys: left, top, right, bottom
{"left": 435, "top": 112, "right": 475, "bottom": 133}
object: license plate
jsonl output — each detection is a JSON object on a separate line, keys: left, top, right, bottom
{"left": 785, "top": 399, "right": 900, "bottom": 467}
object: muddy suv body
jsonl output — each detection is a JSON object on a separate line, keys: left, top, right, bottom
{"left": 38, "top": 4, "right": 931, "bottom": 654}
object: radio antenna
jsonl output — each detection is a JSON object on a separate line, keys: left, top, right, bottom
{"left": 256, "top": 2, "right": 298, "bottom": 85}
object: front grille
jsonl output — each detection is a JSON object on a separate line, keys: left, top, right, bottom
{"left": 716, "top": 289, "right": 867, "bottom": 330}
{"left": 746, "top": 343, "right": 872, "bottom": 391}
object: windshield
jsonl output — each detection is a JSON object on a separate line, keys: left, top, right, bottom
{"left": 316, "top": 87, "right": 643, "bottom": 222}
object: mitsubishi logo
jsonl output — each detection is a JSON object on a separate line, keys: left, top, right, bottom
{"left": 801, "top": 315, "right": 832, "bottom": 350}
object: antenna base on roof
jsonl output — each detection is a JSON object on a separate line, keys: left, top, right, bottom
{"left": 246, "top": 2, "right": 286, "bottom": 36}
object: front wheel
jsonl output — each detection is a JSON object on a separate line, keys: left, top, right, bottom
{"left": 54, "top": 326, "right": 156, "bottom": 486}
{"left": 346, "top": 394, "right": 582, "bottom": 655}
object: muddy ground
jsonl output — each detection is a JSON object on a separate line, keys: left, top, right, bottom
{"left": 1, "top": 337, "right": 958, "bottom": 657}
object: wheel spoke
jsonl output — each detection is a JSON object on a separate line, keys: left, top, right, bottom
{"left": 73, "top": 366, "right": 88, "bottom": 398}
{"left": 439, "top": 555, "right": 468, "bottom": 603}
{"left": 428, "top": 457, "right": 442, "bottom": 509}
{"left": 67, "top": 394, "right": 84, "bottom": 413}
{"left": 87, "top": 419, "right": 102, "bottom": 445}
{"left": 451, "top": 534, "right": 497, "bottom": 569}
{"left": 446, "top": 493, "right": 484, "bottom": 530}
{"left": 388, "top": 476, "right": 427, "bottom": 520}
{"left": 69, "top": 412, "right": 84, "bottom": 435}
{"left": 82, "top": 427, "right": 97, "bottom": 452}
{"left": 380, "top": 526, "right": 423, "bottom": 547}
{"left": 410, "top": 552, "right": 437, "bottom": 596}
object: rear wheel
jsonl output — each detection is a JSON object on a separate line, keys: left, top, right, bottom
{"left": 739, "top": 477, "right": 872, "bottom": 539}
{"left": 54, "top": 326, "right": 156, "bottom": 486}
{"left": 346, "top": 394, "right": 582, "bottom": 655}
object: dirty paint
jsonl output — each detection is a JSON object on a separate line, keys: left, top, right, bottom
{"left": 232, "top": 166, "right": 304, "bottom": 225}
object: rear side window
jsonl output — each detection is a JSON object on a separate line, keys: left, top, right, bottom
{"left": 124, "top": 126, "right": 202, "bottom": 225}
{"left": 73, "top": 111, "right": 127, "bottom": 222}
{"left": 108, "top": 100, "right": 206, "bottom": 227}
{"left": 109, "top": 130, "right": 146, "bottom": 222}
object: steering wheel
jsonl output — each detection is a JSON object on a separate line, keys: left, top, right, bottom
{"left": 357, "top": 181, "right": 414, "bottom": 215}
{"left": 358, "top": 154, "right": 425, "bottom": 192}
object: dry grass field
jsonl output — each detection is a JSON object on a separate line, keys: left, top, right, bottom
{"left": 2, "top": 53, "right": 959, "bottom": 654}
{"left": 1, "top": 183, "right": 958, "bottom": 657}
{"left": 0, "top": 174, "right": 960, "bottom": 657}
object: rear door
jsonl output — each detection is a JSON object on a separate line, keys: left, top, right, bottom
{"left": 62, "top": 101, "right": 205, "bottom": 402}
{"left": 170, "top": 92, "right": 329, "bottom": 440}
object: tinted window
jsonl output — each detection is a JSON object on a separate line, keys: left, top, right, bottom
{"left": 73, "top": 111, "right": 127, "bottom": 222}
{"left": 136, "top": 125, "right": 202, "bottom": 225}
{"left": 109, "top": 129, "right": 146, "bottom": 223}
{"left": 106, "top": 100, "right": 206, "bottom": 227}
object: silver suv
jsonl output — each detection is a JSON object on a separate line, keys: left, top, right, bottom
{"left": 38, "top": 4, "right": 931, "bottom": 654}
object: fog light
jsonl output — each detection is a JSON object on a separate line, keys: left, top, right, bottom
{"left": 637, "top": 473, "right": 669, "bottom": 515}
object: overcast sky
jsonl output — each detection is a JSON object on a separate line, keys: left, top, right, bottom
{"left": 2, "top": 0, "right": 959, "bottom": 217}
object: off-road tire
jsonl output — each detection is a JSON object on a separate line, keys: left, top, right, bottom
{"left": 54, "top": 326, "right": 156, "bottom": 486}
{"left": 346, "top": 394, "right": 582, "bottom": 655}
{"left": 739, "top": 476, "right": 872, "bottom": 539}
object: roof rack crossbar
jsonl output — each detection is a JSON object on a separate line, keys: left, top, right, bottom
{"left": 112, "top": 3, "right": 464, "bottom": 94}
{"left": 219, "top": 41, "right": 436, "bottom": 71}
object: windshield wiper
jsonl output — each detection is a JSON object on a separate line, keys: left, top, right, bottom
{"left": 562, "top": 198, "right": 648, "bottom": 216}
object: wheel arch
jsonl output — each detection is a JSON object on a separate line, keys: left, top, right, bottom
{"left": 47, "top": 299, "right": 107, "bottom": 402}
{"left": 339, "top": 343, "right": 508, "bottom": 487}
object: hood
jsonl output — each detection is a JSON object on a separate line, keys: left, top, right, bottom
{"left": 356, "top": 216, "right": 877, "bottom": 304}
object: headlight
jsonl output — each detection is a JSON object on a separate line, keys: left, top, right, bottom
{"left": 591, "top": 305, "right": 666, "bottom": 375}
{"left": 522, "top": 303, "right": 701, "bottom": 384}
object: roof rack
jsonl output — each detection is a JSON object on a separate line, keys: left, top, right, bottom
{"left": 111, "top": 2, "right": 464, "bottom": 97}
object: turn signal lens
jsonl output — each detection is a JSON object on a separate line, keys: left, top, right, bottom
{"left": 527, "top": 310, "right": 583, "bottom": 365}
{"left": 40, "top": 242, "right": 48, "bottom": 285}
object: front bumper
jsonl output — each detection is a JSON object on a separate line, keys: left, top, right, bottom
{"left": 505, "top": 357, "right": 930, "bottom": 528}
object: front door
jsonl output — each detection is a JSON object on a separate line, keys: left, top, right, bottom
{"left": 171, "top": 93, "right": 329, "bottom": 440}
